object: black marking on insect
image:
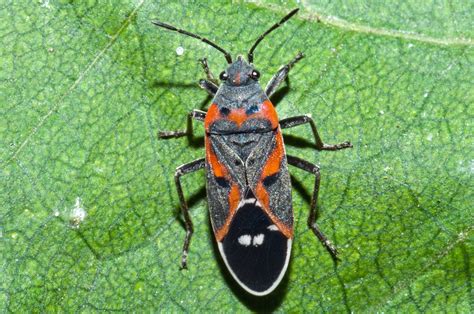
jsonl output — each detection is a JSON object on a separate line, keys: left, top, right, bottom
{"left": 153, "top": 8, "right": 352, "bottom": 296}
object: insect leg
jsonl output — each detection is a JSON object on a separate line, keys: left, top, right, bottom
{"left": 174, "top": 158, "right": 206, "bottom": 269}
{"left": 199, "top": 79, "right": 218, "bottom": 96}
{"left": 280, "top": 115, "right": 352, "bottom": 151}
{"left": 158, "top": 109, "right": 206, "bottom": 139}
{"left": 199, "top": 58, "right": 219, "bottom": 85}
{"left": 265, "top": 52, "right": 304, "bottom": 97}
{"left": 286, "top": 155, "right": 339, "bottom": 262}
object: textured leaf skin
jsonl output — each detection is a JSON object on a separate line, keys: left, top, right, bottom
{"left": 1, "top": 1, "right": 472, "bottom": 312}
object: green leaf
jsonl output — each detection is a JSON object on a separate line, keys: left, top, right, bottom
{"left": 1, "top": 1, "right": 472, "bottom": 312}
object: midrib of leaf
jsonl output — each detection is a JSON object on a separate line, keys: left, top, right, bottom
{"left": 252, "top": 1, "right": 474, "bottom": 46}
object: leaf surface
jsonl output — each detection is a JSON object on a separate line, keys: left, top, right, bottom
{"left": 1, "top": 1, "right": 472, "bottom": 312}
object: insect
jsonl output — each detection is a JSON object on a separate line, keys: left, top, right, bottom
{"left": 153, "top": 8, "right": 352, "bottom": 296}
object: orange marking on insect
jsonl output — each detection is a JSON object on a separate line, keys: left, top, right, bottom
{"left": 215, "top": 223, "right": 228, "bottom": 242}
{"left": 261, "top": 131, "right": 284, "bottom": 177}
{"left": 204, "top": 103, "right": 220, "bottom": 131}
{"left": 234, "top": 72, "right": 241, "bottom": 85}
{"left": 206, "top": 100, "right": 279, "bottom": 131}
{"left": 205, "top": 139, "right": 227, "bottom": 178}
{"left": 259, "top": 99, "right": 279, "bottom": 128}
{"left": 254, "top": 181, "right": 292, "bottom": 238}
{"left": 268, "top": 211, "right": 292, "bottom": 238}
{"left": 213, "top": 131, "right": 293, "bottom": 240}
{"left": 255, "top": 183, "right": 270, "bottom": 210}
{"left": 227, "top": 108, "right": 247, "bottom": 127}
{"left": 215, "top": 183, "right": 241, "bottom": 241}
{"left": 254, "top": 131, "right": 293, "bottom": 238}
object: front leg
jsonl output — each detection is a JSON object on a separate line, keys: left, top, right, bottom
{"left": 280, "top": 115, "right": 352, "bottom": 151}
{"left": 174, "top": 158, "right": 206, "bottom": 269}
{"left": 158, "top": 109, "right": 206, "bottom": 139}
{"left": 196, "top": 58, "right": 219, "bottom": 96}
{"left": 199, "top": 79, "right": 218, "bottom": 96}
{"left": 287, "top": 155, "right": 339, "bottom": 262}
{"left": 199, "top": 58, "right": 219, "bottom": 85}
{"left": 265, "top": 52, "right": 304, "bottom": 98}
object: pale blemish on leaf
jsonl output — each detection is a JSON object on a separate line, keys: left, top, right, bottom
{"left": 175, "top": 46, "right": 184, "bottom": 56}
{"left": 69, "top": 197, "right": 87, "bottom": 229}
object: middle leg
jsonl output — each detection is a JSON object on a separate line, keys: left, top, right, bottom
{"left": 158, "top": 109, "right": 206, "bottom": 139}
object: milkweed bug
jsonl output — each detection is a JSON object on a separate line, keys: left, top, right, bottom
{"left": 153, "top": 8, "right": 352, "bottom": 296}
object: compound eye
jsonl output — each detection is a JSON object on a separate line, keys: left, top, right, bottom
{"left": 219, "top": 71, "right": 229, "bottom": 80}
{"left": 250, "top": 70, "right": 260, "bottom": 80}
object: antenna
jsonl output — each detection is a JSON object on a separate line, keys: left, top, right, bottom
{"left": 247, "top": 8, "right": 299, "bottom": 63}
{"left": 151, "top": 20, "right": 233, "bottom": 64}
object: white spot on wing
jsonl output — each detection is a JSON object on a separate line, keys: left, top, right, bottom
{"left": 235, "top": 198, "right": 259, "bottom": 212}
{"left": 242, "top": 198, "right": 256, "bottom": 205}
{"left": 253, "top": 234, "right": 264, "bottom": 246}
{"left": 238, "top": 234, "right": 251, "bottom": 247}
{"left": 267, "top": 224, "right": 279, "bottom": 231}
